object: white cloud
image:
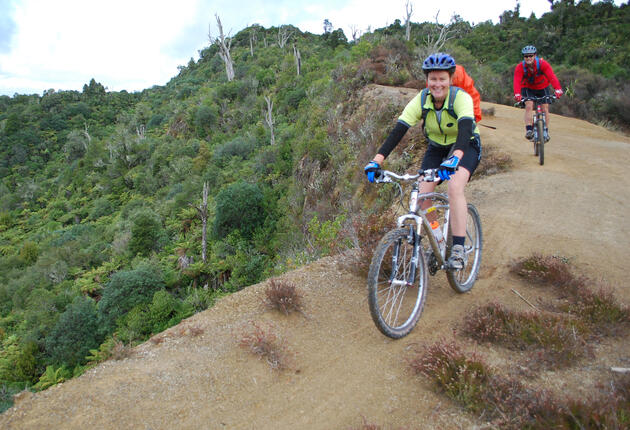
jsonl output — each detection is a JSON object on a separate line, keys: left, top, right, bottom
{"left": 1, "top": 0, "right": 204, "bottom": 94}
{"left": 0, "top": 0, "right": 624, "bottom": 96}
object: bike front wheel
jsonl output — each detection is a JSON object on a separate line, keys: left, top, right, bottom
{"left": 368, "top": 228, "right": 428, "bottom": 339}
{"left": 536, "top": 118, "right": 545, "bottom": 165}
{"left": 446, "top": 204, "right": 482, "bottom": 293}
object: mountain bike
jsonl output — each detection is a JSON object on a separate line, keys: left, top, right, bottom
{"left": 367, "top": 168, "right": 483, "bottom": 339}
{"left": 517, "top": 95, "right": 556, "bottom": 166}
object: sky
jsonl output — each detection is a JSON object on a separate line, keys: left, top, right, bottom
{"left": 0, "top": 0, "right": 625, "bottom": 96}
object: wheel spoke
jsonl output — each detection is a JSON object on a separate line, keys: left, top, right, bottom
{"left": 368, "top": 229, "right": 428, "bottom": 338}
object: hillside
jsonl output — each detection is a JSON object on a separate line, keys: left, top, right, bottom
{"left": 1, "top": 90, "right": 629, "bottom": 429}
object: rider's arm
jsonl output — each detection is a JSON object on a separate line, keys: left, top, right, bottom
{"left": 540, "top": 60, "right": 561, "bottom": 90}
{"left": 453, "top": 118, "right": 475, "bottom": 154}
{"left": 373, "top": 92, "right": 423, "bottom": 161}
{"left": 451, "top": 91, "right": 476, "bottom": 154}
{"left": 513, "top": 64, "right": 524, "bottom": 95}
{"left": 375, "top": 120, "right": 410, "bottom": 159}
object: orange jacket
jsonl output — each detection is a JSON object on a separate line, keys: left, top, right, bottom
{"left": 451, "top": 65, "right": 482, "bottom": 123}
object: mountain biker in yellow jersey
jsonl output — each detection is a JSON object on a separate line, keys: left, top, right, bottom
{"left": 513, "top": 45, "right": 563, "bottom": 141}
{"left": 364, "top": 53, "right": 482, "bottom": 269}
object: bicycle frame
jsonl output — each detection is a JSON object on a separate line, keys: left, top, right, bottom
{"left": 378, "top": 170, "right": 450, "bottom": 268}
{"left": 520, "top": 95, "right": 555, "bottom": 136}
{"left": 368, "top": 168, "right": 483, "bottom": 338}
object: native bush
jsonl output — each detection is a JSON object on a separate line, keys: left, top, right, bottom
{"left": 44, "top": 296, "right": 102, "bottom": 368}
{"left": 98, "top": 263, "right": 166, "bottom": 331}
{"left": 213, "top": 181, "right": 266, "bottom": 239}
{"left": 213, "top": 136, "right": 256, "bottom": 166}
{"left": 128, "top": 210, "right": 165, "bottom": 256}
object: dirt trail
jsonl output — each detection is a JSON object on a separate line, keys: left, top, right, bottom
{"left": 2, "top": 86, "right": 630, "bottom": 429}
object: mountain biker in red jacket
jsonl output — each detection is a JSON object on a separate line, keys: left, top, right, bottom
{"left": 513, "top": 45, "right": 563, "bottom": 141}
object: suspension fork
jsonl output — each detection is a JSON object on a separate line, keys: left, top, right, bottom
{"left": 387, "top": 225, "right": 419, "bottom": 286}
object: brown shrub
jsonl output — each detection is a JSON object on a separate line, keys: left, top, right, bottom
{"left": 510, "top": 254, "right": 574, "bottom": 286}
{"left": 406, "top": 339, "right": 626, "bottom": 429}
{"left": 475, "top": 144, "right": 513, "bottom": 177}
{"left": 463, "top": 302, "right": 592, "bottom": 370}
{"left": 265, "top": 279, "right": 304, "bottom": 315}
{"left": 239, "top": 321, "right": 292, "bottom": 371}
{"left": 511, "top": 254, "right": 630, "bottom": 334}
{"left": 341, "top": 212, "right": 395, "bottom": 277}
{"left": 481, "top": 107, "right": 495, "bottom": 118}
{"left": 110, "top": 338, "right": 133, "bottom": 361}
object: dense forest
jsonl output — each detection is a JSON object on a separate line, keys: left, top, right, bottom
{"left": 0, "top": 0, "right": 628, "bottom": 411}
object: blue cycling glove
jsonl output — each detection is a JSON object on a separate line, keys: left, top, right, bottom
{"left": 364, "top": 161, "right": 382, "bottom": 183}
{"left": 437, "top": 155, "right": 460, "bottom": 181}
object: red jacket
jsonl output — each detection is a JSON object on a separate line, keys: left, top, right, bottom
{"left": 513, "top": 57, "right": 561, "bottom": 93}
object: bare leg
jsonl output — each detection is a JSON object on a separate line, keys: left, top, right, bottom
{"left": 524, "top": 100, "right": 534, "bottom": 127}
{"left": 541, "top": 103, "right": 550, "bottom": 127}
{"left": 447, "top": 167, "right": 471, "bottom": 237}
{"left": 418, "top": 180, "right": 438, "bottom": 228}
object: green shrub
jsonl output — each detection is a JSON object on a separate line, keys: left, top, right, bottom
{"left": 33, "top": 365, "right": 71, "bottom": 391}
{"left": 0, "top": 336, "right": 39, "bottom": 384}
{"left": 116, "top": 290, "right": 192, "bottom": 343}
{"left": 213, "top": 182, "right": 266, "bottom": 239}
{"left": 44, "top": 296, "right": 102, "bottom": 368}
{"left": 128, "top": 210, "right": 164, "bottom": 256}
{"left": 213, "top": 136, "right": 256, "bottom": 166}
{"left": 97, "top": 263, "right": 166, "bottom": 330}
{"left": 18, "top": 241, "right": 39, "bottom": 265}
{"left": 193, "top": 104, "right": 218, "bottom": 137}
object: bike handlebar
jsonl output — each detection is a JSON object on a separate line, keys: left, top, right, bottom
{"left": 514, "top": 95, "right": 556, "bottom": 108}
{"left": 375, "top": 168, "right": 442, "bottom": 184}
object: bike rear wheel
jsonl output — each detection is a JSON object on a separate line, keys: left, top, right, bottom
{"left": 368, "top": 228, "right": 428, "bottom": 338}
{"left": 536, "top": 118, "right": 545, "bottom": 165}
{"left": 446, "top": 204, "right": 482, "bottom": 293}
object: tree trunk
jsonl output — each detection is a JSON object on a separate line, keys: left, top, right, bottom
{"left": 293, "top": 44, "right": 301, "bottom": 76}
{"left": 405, "top": 0, "right": 413, "bottom": 41}
{"left": 278, "top": 26, "right": 292, "bottom": 49}
{"left": 210, "top": 14, "right": 235, "bottom": 81}
{"left": 196, "top": 182, "right": 209, "bottom": 262}
{"left": 264, "top": 96, "right": 275, "bottom": 145}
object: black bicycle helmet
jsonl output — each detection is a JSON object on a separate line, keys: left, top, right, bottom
{"left": 521, "top": 45, "right": 537, "bottom": 55}
{"left": 422, "top": 53, "right": 456, "bottom": 74}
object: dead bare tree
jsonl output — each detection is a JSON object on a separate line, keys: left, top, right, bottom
{"left": 195, "top": 182, "right": 209, "bottom": 263}
{"left": 264, "top": 96, "right": 275, "bottom": 145}
{"left": 349, "top": 24, "right": 360, "bottom": 42}
{"left": 277, "top": 25, "right": 292, "bottom": 49}
{"left": 293, "top": 44, "right": 301, "bottom": 76}
{"left": 404, "top": 0, "right": 413, "bottom": 41}
{"left": 83, "top": 122, "right": 92, "bottom": 145}
{"left": 421, "top": 11, "right": 459, "bottom": 57}
{"left": 209, "top": 14, "right": 235, "bottom": 81}
{"left": 249, "top": 29, "right": 256, "bottom": 56}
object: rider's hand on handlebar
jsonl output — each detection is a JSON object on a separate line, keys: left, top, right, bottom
{"left": 437, "top": 155, "right": 460, "bottom": 181}
{"left": 555, "top": 88, "right": 563, "bottom": 98}
{"left": 364, "top": 161, "right": 382, "bottom": 183}
{"left": 514, "top": 93, "right": 522, "bottom": 103}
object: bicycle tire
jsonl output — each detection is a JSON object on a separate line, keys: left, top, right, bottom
{"left": 533, "top": 120, "right": 539, "bottom": 156}
{"left": 368, "top": 228, "right": 428, "bottom": 338}
{"left": 537, "top": 118, "right": 545, "bottom": 165}
{"left": 446, "top": 204, "right": 482, "bottom": 293}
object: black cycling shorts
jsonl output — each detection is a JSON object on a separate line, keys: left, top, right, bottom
{"left": 421, "top": 137, "right": 482, "bottom": 178}
{"left": 521, "top": 87, "right": 552, "bottom": 99}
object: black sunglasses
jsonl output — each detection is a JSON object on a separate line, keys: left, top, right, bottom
{"left": 523, "top": 54, "right": 535, "bottom": 58}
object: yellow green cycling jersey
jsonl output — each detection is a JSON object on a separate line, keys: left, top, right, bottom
{"left": 398, "top": 87, "right": 480, "bottom": 146}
